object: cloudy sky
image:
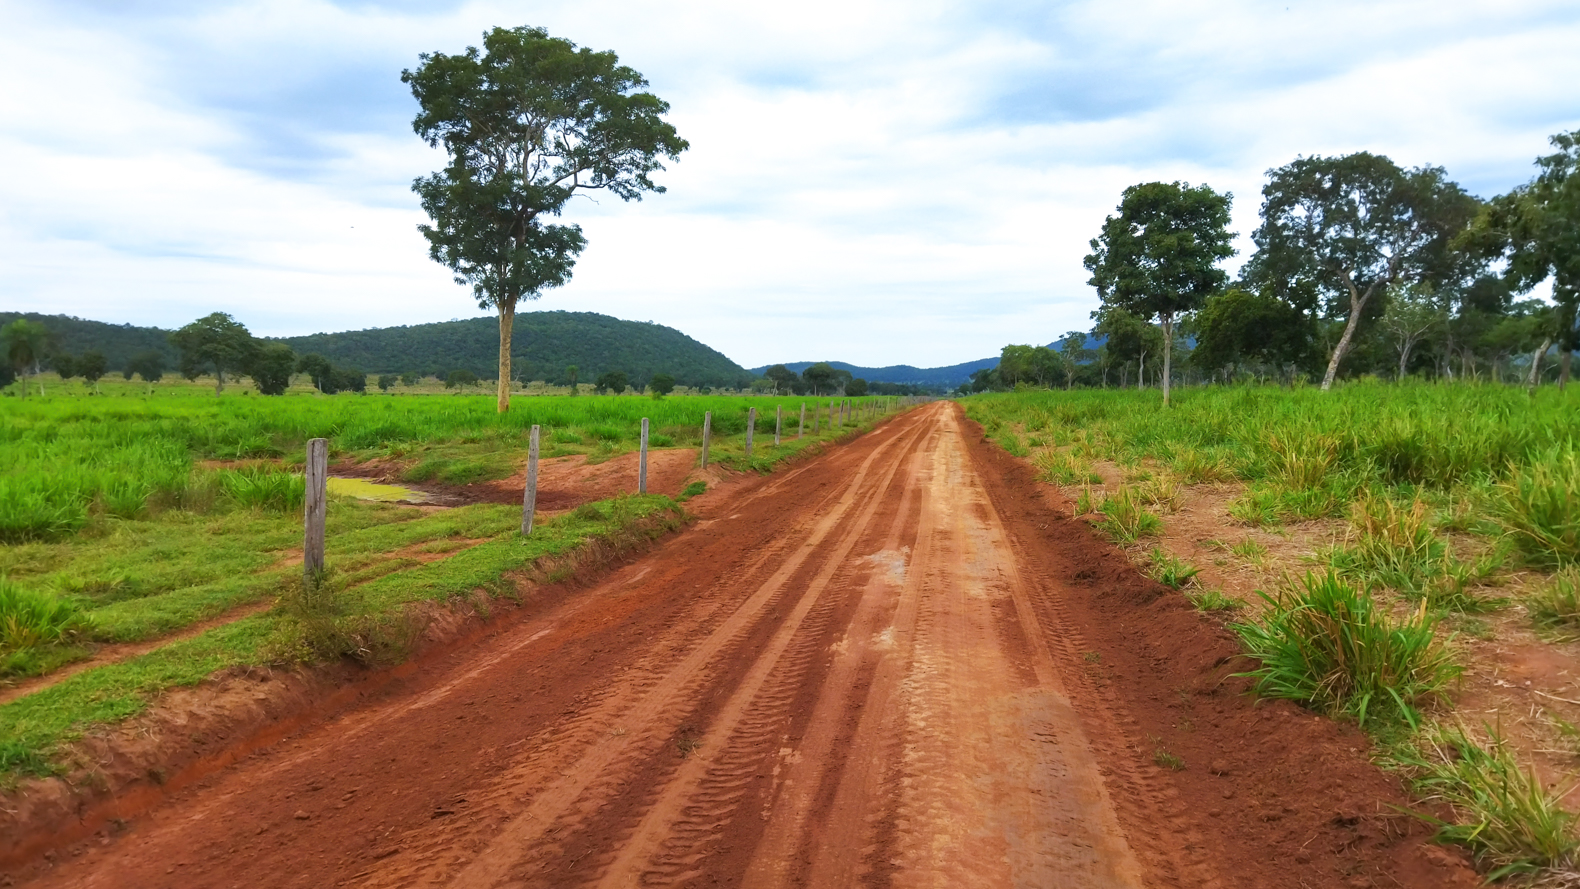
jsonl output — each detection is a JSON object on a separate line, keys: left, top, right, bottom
{"left": 1, "top": 1, "right": 1576, "bottom": 369}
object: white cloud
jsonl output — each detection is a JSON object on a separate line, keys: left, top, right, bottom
{"left": 0, "top": 0, "right": 1575, "bottom": 368}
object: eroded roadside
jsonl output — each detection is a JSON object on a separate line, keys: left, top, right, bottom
{"left": 8, "top": 402, "right": 1477, "bottom": 887}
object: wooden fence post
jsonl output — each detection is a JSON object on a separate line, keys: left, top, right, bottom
{"left": 701, "top": 411, "right": 712, "bottom": 468}
{"left": 746, "top": 407, "right": 756, "bottom": 458}
{"left": 775, "top": 405, "right": 782, "bottom": 446}
{"left": 799, "top": 402, "right": 806, "bottom": 438}
{"left": 522, "top": 425, "right": 540, "bottom": 535}
{"left": 639, "top": 417, "right": 649, "bottom": 494}
{"left": 812, "top": 402, "right": 820, "bottom": 434}
{"left": 303, "top": 437, "right": 327, "bottom": 585}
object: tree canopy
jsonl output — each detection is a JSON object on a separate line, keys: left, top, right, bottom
{"left": 404, "top": 25, "right": 687, "bottom": 413}
{"left": 1084, "top": 181, "right": 1234, "bottom": 405}
{"left": 171, "top": 313, "right": 260, "bottom": 395}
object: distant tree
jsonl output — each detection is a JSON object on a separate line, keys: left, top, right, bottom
{"left": 1461, "top": 129, "right": 1580, "bottom": 388}
{"left": 648, "top": 372, "right": 676, "bottom": 397}
{"left": 1056, "top": 331, "right": 1093, "bottom": 389}
{"left": 126, "top": 350, "right": 166, "bottom": 384}
{"left": 445, "top": 369, "right": 479, "bottom": 389}
{"left": 251, "top": 344, "right": 297, "bottom": 396}
{"left": 2, "top": 318, "right": 51, "bottom": 397}
{"left": 764, "top": 364, "right": 799, "bottom": 394}
{"left": 1192, "top": 287, "right": 1316, "bottom": 378}
{"left": 404, "top": 26, "right": 688, "bottom": 414}
{"left": 337, "top": 367, "right": 368, "bottom": 393}
{"left": 846, "top": 378, "right": 869, "bottom": 397}
{"left": 1085, "top": 181, "right": 1235, "bottom": 405}
{"left": 53, "top": 353, "right": 78, "bottom": 380}
{"left": 1379, "top": 283, "right": 1443, "bottom": 379}
{"left": 801, "top": 362, "right": 838, "bottom": 395}
{"left": 171, "top": 312, "right": 260, "bottom": 395}
{"left": 565, "top": 364, "right": 579, "bottom": 394}
{"left": 79, "top": 351, "right": 108, "bottom": 392}
{"left": 400, "top": 371, "right": 420, "bottom": 387}
{"left": 297, "top": 354, "right": 335, "bottom": 392}
{"left": 594, "top": 370, "right": 628, "bottom": 394}
{"left": 1092, "top": 306, "right": 1165, "bottom": 389}
{"left": 969, "top": 366, "right": 1003, "bottom": 392}
{"left": 1249, "top": 153, "right": 1477, "bottom": 390}
{"left": 377, "top": 373, "right": 397, "bottom": 391}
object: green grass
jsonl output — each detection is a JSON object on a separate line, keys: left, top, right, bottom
{"left": 1147, "top": 547, "right": 1200, "bottom": 589}
{"left": 1398, "top": 723, "right": 1580, "bottom": 880}
{"left": 0, "top": 494, "right": 686, "bottom": 778}
{"left": 1529, "top": 567, "right": 1580, "bottom": 632}
{"left": 1493, "top": 447, "right": 1580, "bottom": 568}
{"left": 1232, "top": 571, "right": 1460, "bottom": 730}
{"left": 1186, "top": 587, "right": 1242, "bottom": 612}
{"left": 1329, "top": 494, "right": 1500, "bottom": 612}
{"left": 1096, "top": 487, "right": 1163, "bottom": 545}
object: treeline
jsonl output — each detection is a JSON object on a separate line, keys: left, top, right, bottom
{"left": 970, "top": 128, "right": 1580, "bottom": 395}
{"left": 757, "top": 362, "right": 932, "bottom": 397}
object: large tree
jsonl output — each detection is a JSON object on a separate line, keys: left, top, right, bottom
{"left": 1461, "top": 129, "right": 1580, "bottom": 388}
{"left": 404, "top": 26, "right": 688, "bottom": 413}
{"left": 2, "top": 318, "right": 50, "bottom": 397}
{"left": 170, "top": 312, "right": 259, "bottom": 395}
{"left": 1192, "top": 287, "right": 1316, "bottom": 379}
{"left": 1249, "top": 153, "right": 1476, "bottom": 390}
{"left": 1084, "top": 181, "right": 1235, "bottom": 406}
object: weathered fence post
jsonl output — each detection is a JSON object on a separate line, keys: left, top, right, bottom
{"left": 701, "top": 411, "right": 712, "bottom": 468}
{"left": 639, "top": 417, "right": 649, "bottom": 494}
{"left": 522, "top": 424, "right": 540, "bottom": 536}
{"left": 303, "top": 437, "right": 327, "bottom": 585}
{"left": 746, "top": 407, "right": 757, "bottom": 458}
{"left": 775, "top": 405, "right": 782, "bottom": 446}
{"left": 812, "top": 402, "right": 820, "bottom": 434}
{"left": 799, "top": 402, "right": 806, "bottom": 438}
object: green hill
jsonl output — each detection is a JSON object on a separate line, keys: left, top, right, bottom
{"left": 1, "top": 311, "right": 755, "bottom": 389}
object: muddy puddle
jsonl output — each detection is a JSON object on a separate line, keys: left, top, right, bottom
{"left": 327, "top": 476, "right": 431, "bottom": 503}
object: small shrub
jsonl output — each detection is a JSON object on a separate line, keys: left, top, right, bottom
{"left": 1400, "top": 723, "right": 1580, "bottom": 880}
{"left": 1147, "top": 547, "right": 1200, "bottom": 589}
{"left": 1137, "top": 473, "right": 1184, "bottom": 513}
{"left": 1232, "top": 571, "right": 1459, "bottom": 728}
{"left": 1494, "top": 448, "right": 1580, "bottom": 568}
{"left": 1096, "top": 487, "right": 1162, "bottom": 545}
{"left": 1266, "top": 431, "right": 1340, "bottom": 490}
{"left": 0, "top": 576, "right": 91, "bottom": 651}
{"left": 1172, "top": 448, "right": 1235, "bottom": 484}
{"left": 1529, "top": 567, "right": 1580, "bottom": 631}
{"left": 218, "top": 467, "right": 304, "bottom": 512}
{"left": 1187, "top": 588, "right": 1242, "bottom": 612}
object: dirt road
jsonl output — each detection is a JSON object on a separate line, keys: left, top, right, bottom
{"left": 13, "top": 402, "right": 1472, "bottom": 888}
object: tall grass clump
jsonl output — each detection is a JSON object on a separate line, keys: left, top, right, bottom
{"left": 0, "top": 576, "right": 91, "bottom": 651}
{"left": 1331, "top": 495, "right": 1494, "bottom": 611}
{"left": 217, "top": 467, "right": 305, "bottom": 512}
{"left": 1232, "top": 571, "right": 1459, "bottom": 729}
{"left": 1096, "top": 487, "right": 1162, "bottom": 545}
{"left": 1400, "top": 723, "right": 1579, "bottom": 880}
{"left": 1529, "top": 567, "right": 1580, "bottom": 632}
{"left": 1493, "top": 447, "right": 1580, "bottom": 568}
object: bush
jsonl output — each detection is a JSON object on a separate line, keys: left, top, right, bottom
{"left": 218, "top": 467, "right": 305, "bottom": 512}
{"left": 1232, "top": 571, "right": 1459, "bottom": 728}
{"left": 1494, "top": 447, "right": 1580, "bottom": 568}
{"left": 1096, "top": 487, "right": 1162, "bottom": 545}
{"left": 0, "top": 576, "right": 91, "bottom": 651}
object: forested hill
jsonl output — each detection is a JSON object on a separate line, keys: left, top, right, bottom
{"left": 278, "top": 312, "right": 754, "bottom": 388}
{"left": 748, "top": 358, "right": 999, "bottom": 388}
{"left": 2, "top": 311, "right": 756, "bottom": 389}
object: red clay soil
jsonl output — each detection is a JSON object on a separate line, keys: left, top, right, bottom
{"left": 334, "top": 448, "right": 703, "bottom": 510}
{"left": 6, "top": 403, "right": 1479, "bottom": 888}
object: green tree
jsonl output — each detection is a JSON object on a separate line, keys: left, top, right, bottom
{"left": 170, "top": 312, "right": 259, "bottom": 395}
{"left": 297, "top": 354, "right": 335, "bottom": 392}
{"left": 846, "top": 378, "right": 869, "bottom": 397}
{"left": 1379, "top": 283, "right": 1443, "bottom": 379}
{"left": 53, "top": 354, "right": 78, "bottom": 380}
{"left": 78, "top": 351, "right": 108, "bottom": 392}
{"left": 594, "top": 370, "right": 628, "bottom": 394}
{"left": 2, "top": 318, "right": 51, "bottom": 397}
{"left": 565, "top": 364, "right": 579, "bottom": 394}
{"left": 1462, "top": 129, "right": 1580, "bottom": 388}
{"left": 1084, "top": 181, "right": 1235, "bottom": 405}
{"left": 764, "top": 364, "right": 798, "bottom": 394}
{"left": 1249, "top": 153, "right": 1476, "bottom": 390}
{"left": 1056, "top": 332, "right": 1092, "bottom": 389}
{"left": 400, "top": 371, "right": 420, "bottom": 387}
{"left": 801, "top": 362, "right": 838, "bottom": 395}
{"left": 126, "top": 350, "right": 165, "bottom": 384}
{"left": 251, "top": 344, "right": 297, "bottom": 396}
{"left": 1092, "top": 307, "right": 1164, "bottom": 389}
{"left": 404, "top": 26, "right": 688, "bottom": 414}
{"left": 377, "top": 373, "right": 397, "bottom": 391}
{"left": 1192, "top": 287, "right": 1316, "bottom": 378}
{"left": 445, "top": 369, "right": 479, "bottom": 389}
{"left": 649, "top": 372, "right": 675, "bottom": 397}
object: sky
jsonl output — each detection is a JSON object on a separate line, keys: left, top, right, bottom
{"left": 1, "top": 0, "right": 1576, "bottom": 369}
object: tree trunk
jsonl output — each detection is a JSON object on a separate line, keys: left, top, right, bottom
{"left": 1321, "top": 293, "right": 1368, "bottom": 391}
{"left": 215, "top": 366, "right": 224, "bottom": 396}
{"left": 496, "top": 300, "right": 516, "bottom": 413}
{"left": 1137, "top": 351, "right": 1146, "bottom": 390}
{"left": 1397, "top": 341, "right": 1412, "bottom": 381}
{"left": 1562, "top": 349, "right": 1572, "bottom": 391}
{"left": 1527, "top": 338, "right": 1552, "bottom": 392}
{"left": 1161, "top": 313, "right": 1174, "bottom": 407}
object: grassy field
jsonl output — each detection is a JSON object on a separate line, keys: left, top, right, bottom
{"left": 965, "top": 382, "right": 1580, "bottom": 878}
{"left": 0, "top": 383, "right": 903, "bottom": 779}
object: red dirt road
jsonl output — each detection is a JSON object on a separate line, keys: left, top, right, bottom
{"left": 13, "top": 403, "right": 1474, "bottom": 888}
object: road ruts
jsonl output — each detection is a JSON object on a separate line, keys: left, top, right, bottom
{"left": 19, "top": 403, "right": 1185, "bottom": 889}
